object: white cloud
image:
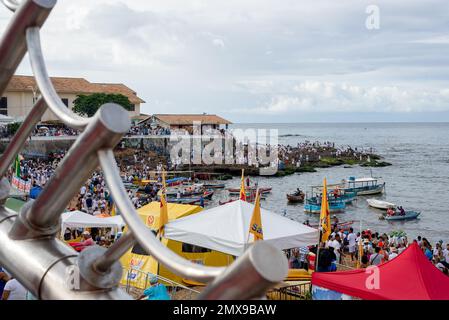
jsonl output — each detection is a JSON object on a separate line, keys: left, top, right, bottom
{"left": 231, "top": 81, "right": 449, "bottom": 114}
{"left": 0, "top": 0, "right": 449, "bottom": 121}
{"left": 212, "top": 38, "right": 225, "bottom": 48}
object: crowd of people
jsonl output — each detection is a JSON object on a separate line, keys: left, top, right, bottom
{"left": 278, "top": 141, "right": 375, "bottom": 168}
{"left": 127, "top": 125, "right": 171, "bottom": 136}
{"left": 287, "top": 221, "right": 449, "bottom": 276}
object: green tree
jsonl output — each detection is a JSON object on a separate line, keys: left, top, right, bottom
{"left": 73, "top": 93, "right": 133, "bottom": 117}
{"left": 7, "top": 122, "right": 22, "bottom": 135}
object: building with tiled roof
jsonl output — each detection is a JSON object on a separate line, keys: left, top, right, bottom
{"left": 1, "top": 75, "right": 145, "bottom": 121}
{"left": 140, "top": 113, "right": 232, "bottom": 134}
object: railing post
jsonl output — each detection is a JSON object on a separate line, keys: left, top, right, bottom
{"left": 0, "top": 0, "right": 56, "bottom": 96}
{"left": 9, "top": 103, "right": 130, "bottom": 239}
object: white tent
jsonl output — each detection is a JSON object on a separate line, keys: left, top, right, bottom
{"left": 164, "top": 200, "right": 319, "bottom": 256}
{"left": 0, "top": 114, "right": 14, "bottom": 124}
{"left": 61, "top": 210, "right": 125, "bottom": 230}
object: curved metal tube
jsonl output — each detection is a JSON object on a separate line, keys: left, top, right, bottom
{"left": 26, "top": 27, "right": 90, "bottom": 130}
{"left": 98, "top": 149, "right": 224, "bottom": 282}
{"left": 0, "top": 97, "right": 47, "bottom": 177}
{"left": 2, "top": 0, "right": 20, "bottom": 12}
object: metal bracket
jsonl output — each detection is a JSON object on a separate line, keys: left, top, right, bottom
{"left": 77, "top": 246, "right": 123, "bottom": 289}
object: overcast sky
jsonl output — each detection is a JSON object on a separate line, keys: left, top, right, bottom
{"left": 2, "top": 0, "right": 449, "bottom": 122}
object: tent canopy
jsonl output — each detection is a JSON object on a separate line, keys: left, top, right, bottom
{"left": 164, "top": 200, "right": 319, "bottom": 256}
{"left": 136, "top": 201, "right": 202, "bottom": 230}
{"left": 312, "top": 243, "right": 449, "bottom": 300}
{"left": 0, "top": 114, "right": 14, "bottom": 124}
{"left": 61, "top": 210, "right": 125, "bottom": 230}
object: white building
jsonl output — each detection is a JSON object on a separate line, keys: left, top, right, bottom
{"left": 1, "top": 75, "right": 145, "bottom": 122}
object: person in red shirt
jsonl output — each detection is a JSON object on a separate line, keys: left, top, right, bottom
{"left": 70, "top": 231, "right": 95, "bottom": 252}
{"left": 79, "top": 231, "right": 95, "bottom": 247}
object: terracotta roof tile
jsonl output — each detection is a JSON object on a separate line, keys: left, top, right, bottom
{"left": 154, "top": 114, "right": 232, "bottom": 125}
{"left": 6, "top": 75, "right": 145, "bottom": 104}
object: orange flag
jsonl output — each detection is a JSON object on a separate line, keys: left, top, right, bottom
{"left": 319, "top": 177, "right": 331, "bottom": 242}
{"left": 248, "top": 189, "right": 263, "bottom": 241}
{"left": 239, "top": 169, "right": 247, "bottom": 201}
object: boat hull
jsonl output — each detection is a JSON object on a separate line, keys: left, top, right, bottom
{"left": 227, "top": 187, "right": 272, "bottom": 195}
{"left": 304, "top": 202, "right": 346, "bottom": 214}
{"left": 287, "top": 194, "right": 305, "bottom": 203}
{"left": 367, "top": 198, "right": 396, "bottom": 210}
{"left": 344, "top": 183, "right": 385, "bottom": 196}
{"left": 385, "top": 211, "right": 420, "bottom": 221}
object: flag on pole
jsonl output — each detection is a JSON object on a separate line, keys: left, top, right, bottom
{"left": 14, "top": 154, "right": 22, "bottom": 178}
{"left": 248, "top": 189, "right": 263, "bottom": 241}
{"left": 239, "top": 169, "right": 247, "bottom": 201}
{"left": 319, "top": 177, "right": 331, "bottom": 242}
{"left": 158, "top": 171, "right": 169, "bottom": 238}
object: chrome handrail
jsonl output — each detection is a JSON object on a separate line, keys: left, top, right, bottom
{"left": 1, "top": 0, "right": 20, "bottom": 12}
{"left": 0, "top": 0, "right": 288, "bottom": 300}
{"left": 26, "top": 27, "right": 90, "bottom": 129}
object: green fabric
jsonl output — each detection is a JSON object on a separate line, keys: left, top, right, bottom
{"left": 14, "top": 155, "right": 20, "bottom": 177}
{"left": 4, "top": 197, "right": 26, "bottom": 212}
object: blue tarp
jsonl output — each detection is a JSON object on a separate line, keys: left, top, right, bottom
{"left": 166, "top": 177, "right": 188, "bottom": 184}
{"left": 29, "top": 186, "right": 43, "bottom": 199}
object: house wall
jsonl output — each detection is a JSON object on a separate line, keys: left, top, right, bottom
{"left": 2, "top": 91, "right": 140, "bottom": 121}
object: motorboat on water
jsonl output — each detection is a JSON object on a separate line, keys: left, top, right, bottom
{"left": 227, "top": 186, "right": 272, "bottom": 195}
{"left": 367, "top": 198, "right": 396, "bottom": 210}
{"left": 384, "top": 211, "right": 421, "bottom": 221}
{"left": 287, "top": 189, "right": 305, "bottom": 203}
{"left": 341, "top": 176, "right": 385, "bottom": 196}
{"left": 304, "top": 200, "right": 346, "bottom": 214}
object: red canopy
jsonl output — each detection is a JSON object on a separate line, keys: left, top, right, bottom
{"left": 312, "top": 243, "right": 449, "bottom": 300}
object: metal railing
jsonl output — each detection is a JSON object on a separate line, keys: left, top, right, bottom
{"left": 0, "top": 0, "right": 288, "bottom": 300}
{"left": 122, "top": 268, "right": 201, "bottom": 300}
{"left": 267, "top": 282, "right": 312, "bottom": 300}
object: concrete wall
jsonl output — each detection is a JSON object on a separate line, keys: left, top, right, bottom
{"left": 0, "top": 136, "right": 170, "bottom": 157}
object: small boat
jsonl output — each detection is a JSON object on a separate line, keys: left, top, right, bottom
{"left": 227, "top": 187, "right": 272, "bottom": 195}
{"left": 219, "top": 199, "right": 237, "bottom": 205}
{"left": 166, "top": 177, "right": 189, "bottom": 187}
{"left": 166, "top": 190, "right": 214, "bottom": 200}
{"left": 367, "top": 199, "right": 396, "bottom": 210}
{"left": 342, "top": 177, "right": 385, "bottom": 196}
{"left": 309, "top": 220, "right": 357, "bottom": 230}
{"left": 385, "top": 211, "right": 420, "bottom": 221}
{"left": 287, "top": 193, "right": 305, "bottom": 203}
{"left": 304, "top": 201, "right": 346, "bottom": 214}
{"left": 203, "top": 183, "right": 226, "bottom": 189}
{"left": 306, "top": 192, "right": 356, "bottom": 205}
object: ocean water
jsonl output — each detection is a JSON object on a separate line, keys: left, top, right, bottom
{"left": 210, "top": 123, "right": 449, "bottom": 243}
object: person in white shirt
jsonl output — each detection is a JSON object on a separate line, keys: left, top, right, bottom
{"left": 388, "top": 247, "right": 398, "bottom": 260}
{"left": 443, "top": 244, "right": 449, "bottom": 262}
{"left": 80, "top": 185, "right": 87, "bottom": 196}
{"left": 347, "top": 228, "right": 357, "bottom": 261}
{"left": 2, "top": 278, "right": 27, "bottom": 300}
{"left": 329, "top": 235, "right": 342, "bottom": 264}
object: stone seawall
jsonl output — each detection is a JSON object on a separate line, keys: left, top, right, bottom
{"left": 0, "top": 136, "right": 173, "bottom": 157}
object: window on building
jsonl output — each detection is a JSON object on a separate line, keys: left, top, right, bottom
{"left": 0, "top": 97, "right": 7, "bottom": 115}
{"left": 182, "top": 243, "right": 211, "bottom": 253}
{"left": 130, "top": 230, "right": 157, "bottom": 255}
{"left": 129, "top": 104, "right": 135, "bottom": 111}
{"left": 61, "top": 98, "right": 69, "bottom": 107}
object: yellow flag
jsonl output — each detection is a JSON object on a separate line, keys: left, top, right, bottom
{"left": 249, "top": 189, "right": 263, "bottom": 241}
{"left": 158, "top": 172, "right": 169, "bottom": 237}
{"left": 110, "top": 204, "right": 116, "bottom": 216}
{"left": 239, "top": 169, "right": 247, "bottom": 201}
{"left": 319, "top": 177, "right": 331, "bottom": 242}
